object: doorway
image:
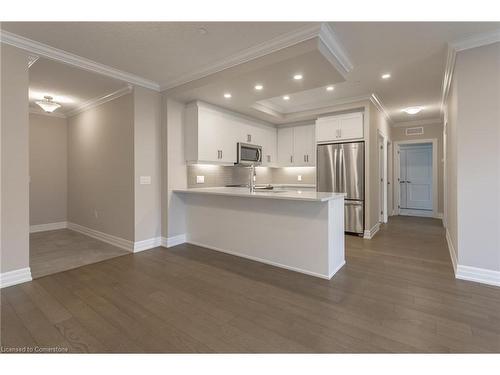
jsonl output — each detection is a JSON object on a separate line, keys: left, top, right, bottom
{"left": 378, "top": 131, "right": 388, "bottom": 224}
{"left": 395, "top": 140, "right": 438, "bottom": 218}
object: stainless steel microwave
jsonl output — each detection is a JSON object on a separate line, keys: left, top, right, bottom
{"left": 236, "top": 142, "right": 262, "bottom": 166}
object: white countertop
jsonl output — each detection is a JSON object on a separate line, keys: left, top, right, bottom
{"left": 173, "top": 187, "right": 345, "bottom": 202}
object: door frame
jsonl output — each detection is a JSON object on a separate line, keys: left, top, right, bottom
{"left": 377, "top": 130, "right": 388, "bottom": 224}
{"left": 393, "top": 138, "right": 438, "bottom": 218}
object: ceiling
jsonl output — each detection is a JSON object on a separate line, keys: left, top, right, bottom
{"left": 5, "top": 21, "right": 499, "bottom": 124}
{"left": 3, "top": 22, "right": 313, "bottom": 86}
{"left": 29, "top": 57, "right": 126, "bottom": 115}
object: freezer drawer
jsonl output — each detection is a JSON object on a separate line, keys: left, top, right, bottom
{"left": 345, "top": 200, "right": 364, "bottom": 234}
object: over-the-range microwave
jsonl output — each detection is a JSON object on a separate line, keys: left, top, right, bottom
{"left": 236, "top": 142, "right": 262, "bottom": 166}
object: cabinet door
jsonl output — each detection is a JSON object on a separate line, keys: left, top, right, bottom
{"left": 293, "top": 124, "right": 315, "bottom": 166}
{"left": 339, "top": 113, "right": 363, "bottom": 140}
{"left": 198, "top": 108, "right": 237, "bottom": 163}
{"left": 259, "top": 126, "right": 277, "bottom": 166}
{"left": 277, "top": 127, "right": 294, "bottom": 166}
{"left": 316, "top": 117, "right": 341, "bottom": 143}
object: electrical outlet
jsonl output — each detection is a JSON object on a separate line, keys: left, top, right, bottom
{"left": 297, "top": 175, "right": 302, "bottom": 181}
{"left": 140, "top": 176, "right": 151, "bottom": 185}
{"left": 196, "top": 175, "right": 205, "bottom": 184}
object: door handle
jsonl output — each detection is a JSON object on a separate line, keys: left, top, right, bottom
{"left": 406, "top": 181, "right": 411, "bottom": 183}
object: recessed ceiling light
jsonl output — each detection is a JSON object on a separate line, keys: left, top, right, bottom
{"left": 223, "top": 93, "right": 232, "bottom": 99}
{"left": 293, "top": 74, "right": 303, "bottom": 80}
{"left": 283, "top": 95, "right": 290, "bottom": 101}
{"left": 403, "top": 106, "right": 423, "bottom": 115}
{"left": 326, "top": 86, "right": 334, "bottom": 91}
{"left": 254, "top": 84, "right": 263, "bottom": 91}
{"left": 381, "top": 73, "right": 391, "bottom": 79}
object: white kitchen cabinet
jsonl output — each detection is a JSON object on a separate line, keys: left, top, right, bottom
{"left": 316, "top": 112, "right": 364, "bottom": 143}
{"left": 277, "top": 127, "right": 294, "bottom": 166}
{"left": 277, "top": 124, "right": 315, "bottom": 167}
{"left": 293, "top": 124, "right": 315, "bottom": 166}
{"left": 185, "top": 101, "right": 277, "bottom": 165}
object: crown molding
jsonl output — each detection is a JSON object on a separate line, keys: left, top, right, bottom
{"left": 440, "top": 28, "right": 500, "bottom": 115}
{"left": 161, "top": 22, "right": 352, "bottom": 91}
{"left": 317, "top": 23, "right": 353, "bottom": 78}
{"left": 27, "top": 54, "right": 39, "bottom": 68}
{"left": 29, "top": 107, "right": 67, "bottom": 119}
{"left": 66, "top": 85, "right": 133, "bottom": 118}
{"left": 391, "top": 118, "right": 442, "bottom": 128}
{"left": 369, "top": 93, "right": 392, "bottom": 124}
{"left": 0, "top": 30, "right": 160, "bottom": 91}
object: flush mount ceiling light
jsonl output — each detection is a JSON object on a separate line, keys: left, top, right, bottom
{"left": 403, "top": 106, "right": 423, "bottom": 115}
{"left": 254, "top": 84, "right": 263, "bottom": 91}
{"left": 223, "top": 93, "right": 232, "bottom": 99}
{"left": 326, "top": 86, "right": 334, "bottom": 91}
{"left": 197, "top": 27, "right": 208, "bottom": 35}
{"left": 293, "top": 74, "right": 303, "bottom": 80}
{"left": 283, "top": 95, "right": 290, "bottom": 101}
{"left": 381, "top": 73, "right": 391, "bottom": 79}
{"left": 36, "top": 96, "right": 61, "bottom": 113}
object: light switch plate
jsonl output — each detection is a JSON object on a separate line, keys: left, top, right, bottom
{"left": 297, "top": 175, "right": 302, "bottom": 181}
{"left": 196, "top": 175, "right": 205, "bottom": 184}
{"left": 140, "top": 176, "right": 151, "bottom": 185}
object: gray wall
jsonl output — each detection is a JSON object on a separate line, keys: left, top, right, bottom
{"left": 134, "top": 87, "right": 162, "bottom": 242}
{"left": 453, "top": 42, "right": 499, "bottom": 271}
{"left": 1, "top": 45, "right": 30, "bottom": 273}
{"left": 67, "top": 93, "right": 135, "bottom": 241}
{"left": 391, "top": 123, "right": 444, "bottom": 214}
{"left": 29, "top": 113, "right": 68, "bottom": 226}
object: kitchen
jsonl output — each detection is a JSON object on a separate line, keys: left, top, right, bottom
{"left": 171, "top": 92, "right": 377, "bottom": 279}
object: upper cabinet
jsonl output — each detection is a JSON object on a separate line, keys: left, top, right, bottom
{"left": 316, "top": 112, "right": 364, "bottom": 143}
{"left": 184, "top": 101, "right": 277, "bottom": 165}
{"left": 278, "top": 124, "right": 315, "bottom": 167}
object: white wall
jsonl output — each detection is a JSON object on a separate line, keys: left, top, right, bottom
{"left": 134, "top": 87, "right": 162, "bottom": 242}
{"left": 164, "top": 95, "right": 187, "bottom": 238}
{"left": 1, "top": 45, "right": 30, "bottom": 274}
{"left": 29, "top": 113, "right": 67, "bottom": 226}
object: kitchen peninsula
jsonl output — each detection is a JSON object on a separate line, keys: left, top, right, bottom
{"left": 174, "top": 187, "right": 346, "bottom": 279}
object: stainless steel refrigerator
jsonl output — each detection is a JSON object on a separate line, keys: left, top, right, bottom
{"left": 317, "top": 142, "right": 364, "bottom": 235}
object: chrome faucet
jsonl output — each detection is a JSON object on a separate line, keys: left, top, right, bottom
{"left": 249, "top": 164, "right": 256, "bottom": 193}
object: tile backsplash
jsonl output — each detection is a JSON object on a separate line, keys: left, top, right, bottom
{"left": 187, "top": 165, "right": 315, "bottom": 188}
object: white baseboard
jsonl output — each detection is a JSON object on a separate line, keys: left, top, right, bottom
{"left": 67, "top": 222, "right": 134, "bottom": 252}
{"left": 133, "top": 237, "right": 163, "bottom": 253}
{"left": 187, "top": 240, "right": 335, "bottom": 280}
{"left": 436, "top": 212, "right": 444, "bottom": 219}
{"left": 0, "top": 267, "right": 32, "bottom": 288}
{"left": 30, "top": 221, "right": 68, "bottom": 233}
{"left": 399, "top": 208, "right": 434, "bottom": 218}
{"left": 363, "top": 223, "right": 380, "bottom": 239}
{"left": 445, "top": 229, "right": 458, "bottom": 274}
{"left": 162, "top": 234, "right": 187, "bottom": 248}
{"left": 445, "top": 228, "right": 499, "bottom": 287}
{"left": 456, "top": 265, "right": 500, "bottom": 287}
{"left": 328, "top": 260, "right": 346, "bottom": 279}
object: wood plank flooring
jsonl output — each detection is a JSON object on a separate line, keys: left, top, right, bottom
{"left": 2, "top": 216, "right": 499, "bottom": 353}
{"left": 30, "top": 229, "right": 129, "bottom": 278}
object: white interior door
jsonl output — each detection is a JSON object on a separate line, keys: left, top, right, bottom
{"left": 399, "top": 144, "right": 433, "bottom": 210}
{"left": 378, "top": 137, "right": 384, "bottom": 222}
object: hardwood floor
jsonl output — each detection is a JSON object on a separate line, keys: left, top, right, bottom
{"left": 30, "top": 229, "right": 129, "bottom": 278}
{"left": 2, "top": 216, "right": 500, "bottom": 353}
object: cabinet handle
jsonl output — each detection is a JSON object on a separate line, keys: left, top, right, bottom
{"left": 290, "top": 155, "right": 293, "bottom": 164}
{"left": 306, "top": 154, "right": 309, "bottom": 162}
{"left": 220, "top": 150, "right": 223, "bottom": 159}
{"left": 247, "top": 134, "right": 252, "bottom": 142}
{"left": 304, "top": 155, "right": 306, "bottom": 162}
{"left": 267, "top": 155, "right": 271, "bottom": 163}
